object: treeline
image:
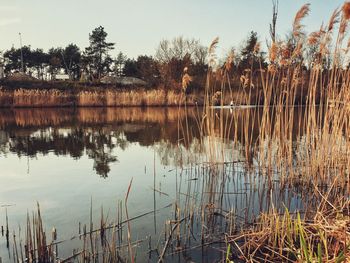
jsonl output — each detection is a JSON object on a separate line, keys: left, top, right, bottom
{"left": 1, "top": 6, "right": 348, "bottom": 92}
{"left": 2, "top": 26, "right": 113, "bottom": 81}
{"left": 0, "top": 25, "right": 271, "bottom": 90}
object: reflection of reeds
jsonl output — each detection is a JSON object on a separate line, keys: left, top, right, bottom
{"left": 0, "top": 107, "right": 197, "bottom": 128}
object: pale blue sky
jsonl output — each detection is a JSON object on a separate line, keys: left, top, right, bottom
{"left": 0, "top": 0, "right": 345, "bottom": 59}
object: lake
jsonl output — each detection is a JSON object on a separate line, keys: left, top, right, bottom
{"left": 0, "top": 107, "right": 308, "bottom": 262}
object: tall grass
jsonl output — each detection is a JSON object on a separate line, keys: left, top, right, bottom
{"left": 186, "top": 2, "right": 350, "bottom": 261}
{"left": 192, "top": 2, "right": 350, "bottom": 185}
{"left": 227, "top": 198, "right": 350, "bottom": 262}
{"left": 0, "top": 86, "right": 266, "bottom": 108}
{"left": 0, "top": 88, "right": 204, "bottom": 107}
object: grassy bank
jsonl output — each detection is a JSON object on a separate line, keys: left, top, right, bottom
{"left": 0, "top": 79, "right": 204, "bottom": 107}
{"left": 0, "top": 85, "right": 202, "bottom": 108}
{"left": 0, "top": 79, "right": 311, "bottom": 108}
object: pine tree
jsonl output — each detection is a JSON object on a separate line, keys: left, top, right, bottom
{"left": 84, "top": 26, "right": 115, "bottom": 79}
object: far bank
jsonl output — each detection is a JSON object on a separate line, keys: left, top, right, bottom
{"left": 0, "top": 79, "right": 312, "bottom": 108}
{"left": 0, "top": 79, "right": 263, "bottom": 108}
{"left": 0, "top": 79, "right": 205, "bottom": 107}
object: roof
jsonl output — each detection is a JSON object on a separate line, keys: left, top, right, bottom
{"left": 6, "top": 72, "right": 37, "bottom": 81}
{"left": 100, "top": 76, "right": 147, "bottom": 86}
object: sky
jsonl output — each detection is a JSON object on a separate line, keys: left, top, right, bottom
{"left": 0, "top": 0, "right": 346, "bottom": 59}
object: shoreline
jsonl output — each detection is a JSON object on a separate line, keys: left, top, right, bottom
{"left": 0, "top": 79, "right": 312, "bottom": 108}
{"left": 0, "top": 81, "right": 204, "bottom": 108}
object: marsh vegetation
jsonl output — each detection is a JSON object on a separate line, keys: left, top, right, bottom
{"left": 1, "top": 2, "right": 350, "bottom": 263}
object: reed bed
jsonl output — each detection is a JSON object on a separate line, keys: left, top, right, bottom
{"left": 0, "top": 89, "right": 14, "bottom": 108}
{"left": 12, "top": 89, "right": 74, "bottom": 107}
{"left": 186, "top": 2, "right": 350, "bottom": 261}
{"left": 188, "top": 2, "right": 350, "bottom": 188}
{"left": 226, "top": 197, "right": 350, "bottom": 262}
{"left": 0, "top": 88, "right": 204, "bottom": 108}
{"left": 103, "top": 89, "right": 199, "bottom": 107}
{"left": 0, "top": 86, "right": 266, "bottom": 108}
{"left": 7, "top": 202, "right": 130, "bottom": 263}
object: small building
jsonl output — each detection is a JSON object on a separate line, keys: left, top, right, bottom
{"left": 100, "top": 75, "right": 147, "bottom": 86}
{"left": 54, "top": 74, "right": 70, "bottom": 81}
{"left": 6, "top": 72, "right": 36, "bottom": 81}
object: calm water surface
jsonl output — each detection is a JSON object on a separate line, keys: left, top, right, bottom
{"left": 0, "top": 107, "right": 304, "bottom": 262}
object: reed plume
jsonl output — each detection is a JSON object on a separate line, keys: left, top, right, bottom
{"left": 224, "top": 50, "right": 234, "bottom": 72}
{"left": 327, "top": 8, "right": 341, "bottom": 32}
{"left": 208, "top": 37, "right": 219, "bottom": 55}
{"left": 293, "top": 3, "right": 311, "bottom": 37}
{"left": 208, "top": 37, "right": 219, "bottom": 68}
{"left": 308, "top": 30, "right": 323, "bottom": 45}
{"left": 269, "top": 41, "right": 278, "bottom": 63}
{"left": 292, "top": 40, "right": 303, "bottom": 58}
{"left": 342, "top": 1, "right": 350, "bottom": 20}
{"left": 279, "top": 43, "right": 291, "bottom": 66}
{"left": 182, "top": 67, "right": 192, "bottom": 91}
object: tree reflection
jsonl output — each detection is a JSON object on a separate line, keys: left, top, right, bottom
{"left": 85, "top": 129, "right": 119, "bottom": 178}
{"left": 0, "top": 107, "right": 302, "bottom": 177}
{"left": 1, "top": 127, "right": 124, "bottom": 178}
{"left": 0, "top": 108, "right": 196, "bottom": 177}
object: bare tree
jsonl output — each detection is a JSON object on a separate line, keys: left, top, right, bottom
{"left": 155, "top": 36, "right": 206, "bottom": 64}
{"left": 155, "top": 36, "right": 208, "bottom": 89}
{"left": 193, "top": 45, "right": 208, "bottom": 66}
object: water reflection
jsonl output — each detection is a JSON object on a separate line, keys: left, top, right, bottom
{"left": 0, "top": 108, "right": 195, "bottom": 177}
{"left": 0, "top": 107, "right": 309, "bottom": 177}
{"left": 0, "top": 106, "right": 334, "bottom": 262}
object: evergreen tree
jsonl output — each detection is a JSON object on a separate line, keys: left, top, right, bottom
{"left": 31, "top": 48, "right": 49, "bottom": 79}
{"left": 114, "top": 52, "right": 127, "bottom": 77}
{"left": 48, "top": 47, "right": 63, "bottom": 77}
{"left": 4, "top": 46, "right": 33, "bottom": 73}
{"left": 84, "top": 26, "right": 115, "bottom": 79}
{"left": 63, "top": 44, "right": 81, "bottom": 80}
{"left": 238, "top": 31, "right": 266, "bottom": 73}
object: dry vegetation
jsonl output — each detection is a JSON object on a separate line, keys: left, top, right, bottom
{"left": 0, "top": 86, "right": 255, "bottom": 107}
{"left": 78, "top": 89, "right": 200, "bottom": 107}
{"left": 0, "top": 88, "right": 203, "bottom": 107}
{"left": 2, "top": 2, "right": 350, "bottom": 263}
{"left": 192, "top": 2, "right": 350, "bottom": 262}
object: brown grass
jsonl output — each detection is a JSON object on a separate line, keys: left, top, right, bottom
{"left": 188, "top": 2, "right": 350, "bottom": 261}
{"left": 0, "top": 88, "right": 202, "bottom": 107}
